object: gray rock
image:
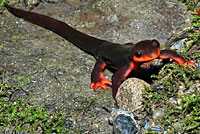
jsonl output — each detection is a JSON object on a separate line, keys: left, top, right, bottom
{"left": 108, "top": 109, "right": 138, "bottom": 134}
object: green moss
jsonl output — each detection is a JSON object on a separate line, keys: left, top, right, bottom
{"left": 142, "top": 12, "right": 200, "bottom": 133}
{"left": 0, "top": 0, "right": 7, "bottom": 9}
{"left": 0, "top": 71, "right": 69, "bottom": 133}
{"left": 0, "top": 44, "right": 7, "bottom": 52}
{"left": 175, "top": 0, "right": 199, "bottom": 11}
{"left": 0, "top": 98, "right": 69, "bottom": 133}
{"left": 0, "top": 0, "right": 21, "bottom": 10}
{"left": 143, "top": 63, "right": 200, "bottom": 132}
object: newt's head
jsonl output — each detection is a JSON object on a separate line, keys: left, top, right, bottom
{"left": 130, "top": 40, "right": 160, "bottom": 62}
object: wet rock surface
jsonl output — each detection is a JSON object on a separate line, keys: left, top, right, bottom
{"left": 0, "top": 0, "right": 191, "bottom": 133}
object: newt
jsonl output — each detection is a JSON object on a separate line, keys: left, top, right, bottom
{"left": 4, "top": 4, "right": 196, "bottom": 101}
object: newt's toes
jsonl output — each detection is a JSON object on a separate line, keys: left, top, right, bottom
{"left": 90, "top": 80, "right": 112, "bottom": 91}
{"left": 104, "top": 79, "right": 112, "bottom": 86}
{"left": 187, "top": 60, "right": 196, "bottom": 68}
{"left": 183, "top": 60, "right": 196, "bottom": 67}
{"left": 90, "top": 82, "right": 107, "bottom": 91}
{"left": 90, "top": 82, "right": 98, "bottom": 92}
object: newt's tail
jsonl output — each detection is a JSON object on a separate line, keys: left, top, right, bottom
{"left": 5, "top": 4, "right": 106, "bottom": 54}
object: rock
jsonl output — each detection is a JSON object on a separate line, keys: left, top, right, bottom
{"left": 24, "top": 0, "right": 40, "bottom": 7}
{"left": 86, "top": 0, "right": 191, "bottom": 45}
{"left": 108, "top": 109, "right": 138, "bottom": 134}
{"left": 9, "top": 88, "right": 29, "bottom": 101}
{"left": 152, "top": 108, "right": 165, "bottom": 123}
{"left": 116, "top": 78, "right": 150, "bottom": 112}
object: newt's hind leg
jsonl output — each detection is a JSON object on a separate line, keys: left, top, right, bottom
{"left": 90, "top": 58, "right": 112, "bottom": 91}
{"left": 159, "top": 50, "right": 196, "bottom": 67}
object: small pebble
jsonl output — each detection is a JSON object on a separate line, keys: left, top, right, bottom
{"left": 152, "top": 108, "right": 165, "bottom": 122}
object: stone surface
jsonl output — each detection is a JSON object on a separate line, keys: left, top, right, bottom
{"left": 117, "top": 78, "right": 150, "bottom": 112}
{"left": 0, "top": 0, "right": 191, "bottom": 133}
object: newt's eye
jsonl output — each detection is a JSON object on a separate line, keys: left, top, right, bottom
{"left": 135, "top": 52, "right": 142, "bottom": 58}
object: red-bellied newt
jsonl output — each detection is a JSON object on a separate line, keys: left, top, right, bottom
{"left": 5, "top": 4, "right": 196, "bottom": 101}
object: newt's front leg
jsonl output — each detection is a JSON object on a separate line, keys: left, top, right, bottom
{"left": 159, "top": 50, "right": 196, "bottom": 67}
{"left": 90, "top": 58, "right": 112, "bottom": 91}
{"left": 112, "top": 62, "right": 139, "bottom": 101}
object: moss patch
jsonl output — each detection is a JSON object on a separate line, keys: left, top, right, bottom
{"left": 0, "top": 70, "right": 69, "bottom": 133}
{"left": 142, "top": 11, "right": 200, "bottom": 133}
